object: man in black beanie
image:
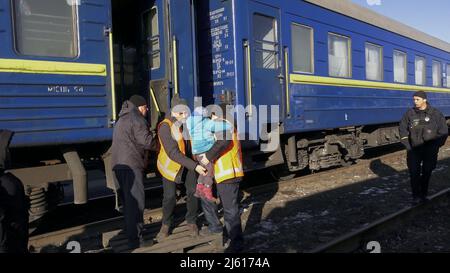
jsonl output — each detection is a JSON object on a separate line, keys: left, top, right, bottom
{"left": 111, "top": 95, "right": 155, "bottom": 249}
{"left": 399, "top": 91, "right": 448, "bottom": 204}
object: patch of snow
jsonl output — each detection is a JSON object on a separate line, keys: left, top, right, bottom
{"left": 320, "top": 210, "right": 330, "bottom": 217}
{"left": 294, "top": 212, "right": 313, "bottom": 221}
{"left": 359, "top": 187, "right": 389, "bottom": 195}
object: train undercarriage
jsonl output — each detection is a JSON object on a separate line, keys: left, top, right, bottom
{"left": 248, "top": 123, "right": 403, "bottom": 181}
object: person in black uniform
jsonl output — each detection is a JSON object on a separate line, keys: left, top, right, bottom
{"left": 399, "top": 91, "right": 448, "bottom": 204}
{"left": 0, "top": 130, "right": 29, "bottom": 253}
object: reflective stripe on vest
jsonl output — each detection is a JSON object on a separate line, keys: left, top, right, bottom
{"left": 215, "top": 160, "right": 243, "bottom": 178}
{"left": 157, "top": 119, "right": 185, "bottom": 182}
{"left": 214, "top": 123, "right": 244, "bottom": 183}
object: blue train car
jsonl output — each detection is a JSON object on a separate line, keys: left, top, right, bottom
{"left": 0, "top": 0, "right": 199, "bottom": 219}
{"left": 195, "top": 0, "right": 450, "bottom": 177}
{"left": 0, "top": 0, "right": 119, "bottom": 219}
{"left": 0, "top": 0, "right": 114, "bottom": 148}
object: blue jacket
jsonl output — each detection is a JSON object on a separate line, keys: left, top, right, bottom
{"left": 186, "top": 114, "right": 231, "bottom": 155}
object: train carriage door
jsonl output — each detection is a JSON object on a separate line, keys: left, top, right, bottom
{"left": 141, "top": 0, "right": 167, "bottom": 129}
{"left": 141, "top": 0, "right": 197, "bottom": 129}
{"left": 247, "top": 2, "right": 282, "bottom": 117}
{"left": 142, "top": 1, "right": 165, "bottom": 80}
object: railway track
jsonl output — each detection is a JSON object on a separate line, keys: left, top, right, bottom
{"left": 308, "top": 188, "right": 450, "bottom": 253}
{"left": 27, "top": 144, "right": 423, "bottom": 253}
{"left": 29, "top": 206, "right": 162, "bottom": 253}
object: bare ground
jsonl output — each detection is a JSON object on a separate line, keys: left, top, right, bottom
{"left": 234, "top": 145, "right": 450, "bottom": 253}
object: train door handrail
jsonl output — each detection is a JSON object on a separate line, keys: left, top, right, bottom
{"left": 284, "top": 46, "right": 290, "bottom": 116}
{"left": 107, "top": 27, "right": 117, "bottom": 123}
{"left": 172, "top": 36, "right": 179, "bottom": 95}
{"left": 149, "top": 87, "right": 161, "bottom": 113}
{"left": 244, "top": 39, "right": 253, "bottom": 117}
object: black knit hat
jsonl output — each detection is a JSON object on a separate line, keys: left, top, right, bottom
{"left": 413, "top": 91, "right": 427, "bottom": 100}
{"left": 129, "top": 95, "right": 147, "bottom": 107}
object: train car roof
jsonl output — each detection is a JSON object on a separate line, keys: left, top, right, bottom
{"left": 305, "top": 0, "right": 450, "bottom": 53}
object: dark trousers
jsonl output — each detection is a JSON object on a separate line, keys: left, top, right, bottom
{"left": 114, "top": 168, "right": 145, "bottom": 248}
{"left": 201, "top": 182, "right": 243, "bottom": 247}
{"left": 0, "top": 173, "right": 29, "bottom": 253}
{"left": 407, "top": 145, "right": 439, "bottom": 199}
{"left": 162, "top": 170, "right": 198, "bottom": 227}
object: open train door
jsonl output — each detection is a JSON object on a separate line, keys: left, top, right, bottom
{"left": 141, "top": 0, "right": 198, "bottom": 130}
{"left": 140, "top": 0, "right": 169, "bottom": 130}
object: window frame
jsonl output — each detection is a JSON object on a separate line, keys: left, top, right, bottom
{"left": 10, "top": 0, "right": 80, "bottom": 59}
{"left": 365, "top": 42, "right": 383, "bottom": 81}
{"left": 414, "top": 55, "right": 427, "bottom": 86}
{"left": 393, "top": 50, "right": 407, "bottom": 84}
{"left": 252, "top": 13, "right": 279, "bottom": 70}
{"left": 291, "top": 23, "right": 314, "bottom": 74}
{"left": 328, "top": 32, "right": 352, "bottom": 78}
{"left": 432, "top": 60, "right": 442, "bottom": 87}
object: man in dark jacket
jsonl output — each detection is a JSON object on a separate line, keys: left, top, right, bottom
{"left": 0, "top": 130, "right": 29, "bottom": 253}
{"left": 399, "top": 91, "right": 448, "bottom": 204}
{"left": 111, "top": 95, "right": 155, "bottom": 249}
{"left": 156, "top": 95, "right": 207, "bottom": 240}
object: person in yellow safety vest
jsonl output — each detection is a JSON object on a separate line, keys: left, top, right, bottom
{"left": 156, "top": 95, "right": 207, "bottom": 241}
{"left": 198, "top": 104, "right": 244, "bottom": 253}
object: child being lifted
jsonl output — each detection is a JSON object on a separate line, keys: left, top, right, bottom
{"left": 186, "top": 106, "right": 231, "bottom": 202}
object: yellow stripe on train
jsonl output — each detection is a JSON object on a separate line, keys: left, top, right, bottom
{"left": 0, "top": 58, "right": 107, "bottom": 76}
{"left": 290, "top": 74, "right": 450, "bottom": 93}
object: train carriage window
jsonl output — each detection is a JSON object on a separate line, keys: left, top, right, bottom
{"left": 328, "top": 33, "right": 351, "bottom": 78}
{"left": 12, "top": 0, "right": 78, "bottom": 58}
{"left": 432, "top": 60, "right": 442, "bottom": 87}
{"left": 291, "top": 23, "right": 314, "bottom": 74}
{"left": 415, "top": 56, "right": 426, "bottom": 85}
{"left": 142, "top": 7, "right": 160, "bottom": 70}
{"left": 365, "top": 43, "right": 383, "bottom": 81}
{"left": 447, "top": 64, "right": 450, "bottom": 88}
{"left": 393, "top": 50, "right": 407, "bottom": 83}
{"left": 253, "top": 14, "right": 278, "bottom": 69}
